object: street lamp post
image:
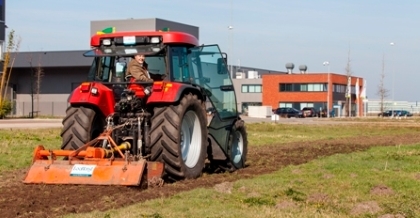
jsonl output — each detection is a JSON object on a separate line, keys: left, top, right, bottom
{"left": 323, "top": 61, "right": 330, "bottom": 118}
{"left": 228, "top": 25, "right": 233, "bottom": 78}
{"left": 390, "top": 42, "right": 395, "bottom": 118}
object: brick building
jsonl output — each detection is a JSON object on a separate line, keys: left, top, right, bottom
{"left": 262, "top": 73, "right": 365, "bottom": 116}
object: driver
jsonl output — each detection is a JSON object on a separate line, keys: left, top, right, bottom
{"left": 126, "top": 54, "right": 154, "bottom": 82}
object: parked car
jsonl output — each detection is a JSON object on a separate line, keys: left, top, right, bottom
{"left": 318, "top": 108, "right": 328, "bottom": 117}
{"left": 399, "top": 110, "right": 413, "bottom": 117}
{"left": 378, "top": 110, "right": 413, "bottom": 117}
{"left": 301, "top": 107, "right": 318, "bottom": 117}
{"left": 378, "top": 110, "right": 392, "bottom": 117}
{"left": 274, "top": 107, "right": 303, "bottom": 118}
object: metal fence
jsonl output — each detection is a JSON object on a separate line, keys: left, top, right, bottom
{"left": 366, "top": 100, "right": 420, "bottom": 116}
{"left": 10, "top": 101, "right": 69, "bottom": 117}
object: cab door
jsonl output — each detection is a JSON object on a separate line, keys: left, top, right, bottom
{"left": 187, "top": 44, "right": 239, "bottom": 157}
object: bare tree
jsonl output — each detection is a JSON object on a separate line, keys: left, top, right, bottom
{"left": 343, "top": 48, "right": 353, "bottom": 117}
{"left": 0, "top": 30, "right": 21, "bottom": 118}
{"left": 35, "top": 55, "right": 44, "bottom": 114}
{"left": 377, "top": 53, "right": 390, "bottom": 116}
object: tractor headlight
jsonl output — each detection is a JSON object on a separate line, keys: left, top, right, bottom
{"left": 102, "top": 39, "right": 111, "bottom": 46}
{"left": 152, "top": 47, "right": 161, "bottom": 52}
{"left": 91, "top": 87, "right": 99, "bottom": 95}
{"left": 150, "top": 37, "right": 160, "bottom": 44}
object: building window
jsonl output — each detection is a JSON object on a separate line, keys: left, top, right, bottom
{"left": 279, "top": 102, "right": 293, "bottom": 108}
{"left": 242, "top": 85, "right": 248, "bottom": 93}
{"left": 300, "top": 102, "right": 315, "bottom": 110}
{"left": 279, "top": 83, "right": 292, "bottom": 91}
{"left": 280, "top": 83, "right": 326, "bottom": 92}
{"left": 308, "top": 84, "right": 325, "bottom": 91}
{"left": 242, "top": 84, "right": 262, "bottom": 93}
{"left": 333, "top": 84, "right": 354, "bottom": 94}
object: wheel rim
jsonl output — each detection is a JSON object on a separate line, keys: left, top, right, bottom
{"left": 180, "top": 110, "right": 202, "bottom": 168}
{"left": 231, "top": 130, "right": 244, "bottom": 164}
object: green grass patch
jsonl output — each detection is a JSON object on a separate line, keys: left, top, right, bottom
{"left": 0, "top": 128, "right": 62, "bottom": 173}
{"left": 246, "top": 122, "right": 420, "bottom": 146}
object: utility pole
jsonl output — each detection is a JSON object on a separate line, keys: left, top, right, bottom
{"left": 323, "top": 61, "right": 330, "bottom": 118}
{"left": 390, "top": 42, "right": 395, "bottom": 118}
{"left": 228, "top": 0, "right": 234, "bottom": 78}
{"left": 29, "top": 60, "right": 34, "bottom": 118}
{"left": 228, "top": 25, "right": 233, "bottom": 77}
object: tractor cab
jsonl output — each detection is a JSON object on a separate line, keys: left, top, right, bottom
{"left": 81, "top": 31, "right": 239, "bottom": 120}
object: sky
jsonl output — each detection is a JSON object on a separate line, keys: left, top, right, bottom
{"left": 6, "top": 0, "right": 420, "bottom": 102}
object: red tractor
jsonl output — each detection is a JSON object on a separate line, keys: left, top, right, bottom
{"left": 24, "top": 29, "right": 248, "bottom": 186}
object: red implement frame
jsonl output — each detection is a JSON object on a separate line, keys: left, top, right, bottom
{"left": 23, "top": 129, "right": 164, "bottom": 187}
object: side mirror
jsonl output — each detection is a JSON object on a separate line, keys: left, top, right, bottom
{"left": 217, "top": 58, "right": 227, "bottom": 74}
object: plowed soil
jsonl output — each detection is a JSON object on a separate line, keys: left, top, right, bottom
{"left": 1, "top": 133, "right": 420, "bottom": 218}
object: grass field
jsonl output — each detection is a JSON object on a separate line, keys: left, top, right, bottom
{"left": 67, "top": 143, "right": 420, "bottom": 218}
{"left": 0, "top": 128, "right": 62, "bottom": 173}
{"left": 1, "top": 121, "right": 420, "bottom": 217}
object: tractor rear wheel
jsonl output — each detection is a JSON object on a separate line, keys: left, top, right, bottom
{"left": 60, "top": 106, "right": 104, "bottom": 150}
{"left": 149, "top": 93, "right": 207, "bottom": 181}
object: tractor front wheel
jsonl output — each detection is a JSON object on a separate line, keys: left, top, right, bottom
{"left": 227, "top": 119, "right": 248, "bottom": 170}
{"left": 60, "top": 106, "right": 104, "bottom": 150}
{"left": 207, "top": 119, "right": 248, "bottom": 173}
{"left": 149, "top": 93, "right": 207, "bottom": 182}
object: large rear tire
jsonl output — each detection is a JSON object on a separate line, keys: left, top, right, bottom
{"left": 60, "top": 106, "right": 104, "bottom": 150}
{"left": 149, "top": 93, "right": 207, "bottom": 181}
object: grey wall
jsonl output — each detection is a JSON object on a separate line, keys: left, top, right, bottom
{"left": 10, "top": 67, "right": 89, "bottom": 117}
{"left": 11, "top": 50, "right": 93, "bottom": 68}
{"left": 90, "top": 18, "right": 199, "bottom": 39}
{"left": 156, "top": 18, "right": 199, "bottom": 40}
{"left": 10, "top": 67, "right": 89, "bottom": 95}
{"left": 232, "top": 78, "right": 263, "bottom": 113}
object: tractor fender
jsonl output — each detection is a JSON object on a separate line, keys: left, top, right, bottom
{"left": 147, "top": 82, "right": 203, "bottom": 104}
{"left": 68, "top": 82, "right": 115, "bottom": 117}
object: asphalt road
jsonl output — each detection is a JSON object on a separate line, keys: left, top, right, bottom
{"left": 0, "top": 119, "right": 64, "bottom": 129}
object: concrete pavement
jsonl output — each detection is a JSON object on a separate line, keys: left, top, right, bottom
{"left": 0, "top": 119, "right": 63, "bottom": 129}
